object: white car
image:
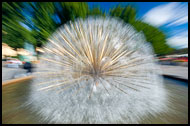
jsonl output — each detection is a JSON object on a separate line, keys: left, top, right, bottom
{"left": 6, "top": 59, "right": 23, "bottom": 68}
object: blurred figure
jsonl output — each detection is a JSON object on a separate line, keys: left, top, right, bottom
{"left": 23, "top": 61, "right": 33, "bottom": 74}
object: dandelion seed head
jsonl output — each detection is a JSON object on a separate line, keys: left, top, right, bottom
{"left": 27, "top": 17, "right": 169, "bottom": 124}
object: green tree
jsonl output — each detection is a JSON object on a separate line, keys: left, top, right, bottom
{"left": 120, "top": 5, "right": 136, "bottom": 23}
{"left": 29, "top": 2, "right": 57, "bottom": 46}
{"left": 110, "top": 5, "right": 124, "bottom": 17}
{"left": 2, "top": 2, "right": 35, "bottom": 49}
{"left": 131, "top": 21, "right": 173, "bottom": 55}
{"left": 55, "top": 2, "right": 89, "bottom": 24}
{"left": 30, "top": 2, "right": 89, "bottom": 47}
{"left": 89, "top": 6, "right": 106, "bottom": 17}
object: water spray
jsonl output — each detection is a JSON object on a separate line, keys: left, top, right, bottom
{"left": 27, "top": 17, "right": 169, "bottom": 124}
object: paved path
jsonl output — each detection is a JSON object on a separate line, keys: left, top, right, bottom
{"left": 160, "top": 65, "right": 188, "bottom": 80}
{"left": 2, "top": 67, "right": 27, "bottom": 82}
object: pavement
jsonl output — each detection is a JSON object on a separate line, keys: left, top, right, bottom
{"left": 2, "top": 67, "right": 27, "bottom": 82}
{"left": 160, "top": 65, "right": 188, "bottom": 80}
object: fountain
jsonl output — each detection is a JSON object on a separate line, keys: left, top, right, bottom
{"left": 26, "top": 17, "right": 170, "bottom": 124}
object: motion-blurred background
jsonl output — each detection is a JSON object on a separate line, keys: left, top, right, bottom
{"left": 2, "top": 2, "right": 188, "bottom": 65}
{"left": 2, "top": 2, "right": 188, "bottom": 81}
{"left": 2, "top": 2, "right": 188, "bottom": 124}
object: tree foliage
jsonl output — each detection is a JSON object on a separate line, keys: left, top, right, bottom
{"left": 89, "top": 6, "right": 106, "bottom": 17}
{"left": 2, "top": 2, "right": 174, "bottom": 55}
{"left": 131, "top": 21, "right": 173, "bottom": 55}
{"left": 2, "top": 2, "right": 35, "bottom": 49}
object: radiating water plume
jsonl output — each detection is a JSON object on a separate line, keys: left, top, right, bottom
{"left": 26, "top": 17, "right": 169, "bottom": 124}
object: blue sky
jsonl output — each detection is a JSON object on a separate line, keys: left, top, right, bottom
{"left": 88, "top": 2, "right": 167, "bottom": 18}
{"left": 88, "top": 2, "right": 188, "bottom": 49}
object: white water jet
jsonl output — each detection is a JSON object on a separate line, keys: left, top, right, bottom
{"left": 27, "top": 17, "right": 169, "bottom": 124}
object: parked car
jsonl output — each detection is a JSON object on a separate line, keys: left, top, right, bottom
{"left": 6, "top": 59, "right": 23, "bottom": 68}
